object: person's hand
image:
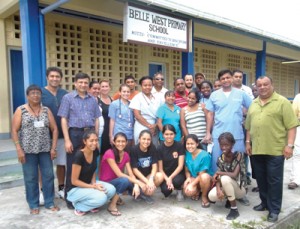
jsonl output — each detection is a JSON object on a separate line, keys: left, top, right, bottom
{"left": 17, "top": 148, "right": 26, "bottom": 164}
{"left": 283, "top": 145, "right": 293, "bottom": 159}
{"left": 93, "top": 183, "right": 107, "bottom": 193}
{"left": 205, "top": 133, "right": 212, "bottom": 143}
{"left": 183, "top": 177, "right": 191, "bottom": 187}
{"left": 166, "top": 177, "right": 174, "bottom": 190}
{"left": 246, "top": 142, "right": 252, "bottom": 156}
{"left": 132, "top": 184, "right": 140, "bottom": 199}
{"left": 185, "top": 183, "right": 196, "bottom": 196}
{"left": 50, "top": 149, "right": 57, "bottom": 160}
{"left": 109, "top": 136, "right": 114, "bottom": 146}
{"left": 147, "top": 179, "right": 156, "bottom": 191}
{"left": 149, "top": 124, "right": 157, "bottom": 136}
{"left": 217, "top": 187, "right": 224, "bottom": 200}
{"left": 65, "top": 139, "right": 73, "bottom": 153}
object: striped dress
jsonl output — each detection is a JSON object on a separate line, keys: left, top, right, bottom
{"left": 184, "top": 104, "right": 206, "bottom": 141}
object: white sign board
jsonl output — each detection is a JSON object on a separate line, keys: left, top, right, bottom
{"left": 124, "top": 4, "right": 189, "bottom": 51}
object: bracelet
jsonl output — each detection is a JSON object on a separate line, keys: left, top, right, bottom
{"left": 51, "top": 148, "right": 57, "bottom": 151}
{"left": 149, "top": 175, "right": 154, "bottom": 180}
{"left": 14, "top": 141, "right": 20, "bottom": 145}
{"left": 245, "top": 140, "right": 251, "bottom": 143}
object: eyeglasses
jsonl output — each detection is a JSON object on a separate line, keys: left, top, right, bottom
{"left": 28, "top": 91, "right": 42, "bottom": 96}
{"left": 155, "top": 78, "right": 164, "bottom": 81}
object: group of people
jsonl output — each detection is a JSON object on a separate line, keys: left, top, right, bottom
{"left": 12, "top": 67, "right": 299, "bottom": 223}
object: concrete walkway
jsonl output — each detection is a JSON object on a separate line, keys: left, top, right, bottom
{"left": 1, "top": 159, "right": 300, "bottom": 229}
{"left": 0, "top": 138, "right": 299, "bottom": 228}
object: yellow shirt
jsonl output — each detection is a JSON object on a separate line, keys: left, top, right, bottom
{"left": 245, "top": 92, "right": 298, "bottom": 156}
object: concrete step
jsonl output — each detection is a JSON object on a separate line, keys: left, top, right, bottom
{"left": 0, "top": 158, "right": 22, "bottom": 176}
{"left": 0, "top": 172, "right": 24, "bottom": 190}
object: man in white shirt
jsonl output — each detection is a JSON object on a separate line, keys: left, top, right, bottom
{"left": 232, "top": 70, "right": 254, "bottom": 99}
{"left": 151, "top": 72, "right": 168, "bottom": 105}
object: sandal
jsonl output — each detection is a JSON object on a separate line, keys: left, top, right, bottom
{"left": 201, "top": 201, "right": 210, "bottom": 208}
{"left": 117, "top": 197, "right": 125, "bottom": 206}
{"left": 191, "top": 195, "right": 200, "bottom": 201}
{"left": 107, "top": 208, "right": 122, "bottom": 216}
{"left": 47, "top": 206, "right": 60, "bottom": 212}
{"left": 30, "top": 209, "right": 39, "bottom": 215}
{"left": 288, "top": 182, "right": 299, "bottom": 190}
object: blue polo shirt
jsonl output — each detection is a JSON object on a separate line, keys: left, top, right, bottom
{"left": 206, "top": 88, "right": 252, "bottom": 140}
{"left": 156, "top": 103, "right": 181, "bottom": 141}
{"left": 42, "top": 87, "right": 68, "bottom": 138}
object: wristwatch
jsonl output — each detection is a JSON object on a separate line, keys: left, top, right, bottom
{"left": 287, "top": 144, "right": 294, "bottom": 149}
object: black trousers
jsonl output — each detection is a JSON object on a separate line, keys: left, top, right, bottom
{"left": 65, "top": 129, "right": 85, "bottom": 204}
{"left": 251, "top": 155, "right": 284, "bottom": 215}
{"left": 160, "top": 173, "right": 186, "bottom": 197}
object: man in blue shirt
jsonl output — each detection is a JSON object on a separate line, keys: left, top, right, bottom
{"left": 206, "top": 69, "right": 252, "bottom": 172}
{"left": 42, "top": 67, "right": 68, "bottom": 200}
{"left": 58, "top": 72, "right": 101, "bottom": 209}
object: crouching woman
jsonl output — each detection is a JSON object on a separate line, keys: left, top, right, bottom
{"left": 67, "top": 130, "right": 118, "bottom": 216}
{"left": 208, "top": 132, "right": 247, "bottom": 220}
{"left": 183, "top": 134, "right": 212, "bottom": 207}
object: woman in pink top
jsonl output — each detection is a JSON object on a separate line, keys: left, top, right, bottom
{"left": 99, "top": 132, "right": 143, "bottom": 205}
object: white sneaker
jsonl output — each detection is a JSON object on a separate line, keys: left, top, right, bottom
{"left": 57, "top": 189, "right": 65, "bottom": 199}
{"left": 39, "top": 192, "right": 44, "bottom": 206}
{"left": 176, "top": 190, "right": 184, "bottom": 202}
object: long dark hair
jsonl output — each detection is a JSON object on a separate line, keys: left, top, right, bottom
{"left": 112, "top": 132, "right": 128, "bottom": 163}
{"left": 81, "top": 129, "right": 98, "bottom": 149}
{"left": 138, "top": 129, "right": 153, "bottom": 151}
{"left": 185, "top": 134, "right": 202, "bottom": 150}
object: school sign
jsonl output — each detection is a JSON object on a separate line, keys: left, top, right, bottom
{"left": 123, "top": 3, "right": 191, "bottom": 52}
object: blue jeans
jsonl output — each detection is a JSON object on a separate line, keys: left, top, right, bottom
{"left": 251, "top": 155, "right": 284, "bottom": 214}
{"left": 109, "top": 177, "right": 133, "bottom": 195}
{"left": 22, "top": 152, "right": 55, "bottom": 209}
{"left": 67, "top": 181, "right": 116, "bottom": 212}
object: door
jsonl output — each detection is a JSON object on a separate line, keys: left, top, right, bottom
{"left": 10, "top": 49, "right": 25, "bottom": 112}
{"left": 149, "top": 63, "right": 162, "bottom": 78}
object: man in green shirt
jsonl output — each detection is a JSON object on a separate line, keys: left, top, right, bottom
{"left": 245, "top": 76, "right": 298, "bottom": 223}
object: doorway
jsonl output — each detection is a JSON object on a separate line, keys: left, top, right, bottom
{"left": 9, "top": 49, "right": 25, "bottom": 112}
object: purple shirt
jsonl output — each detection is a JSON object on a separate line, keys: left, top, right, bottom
{"left": 99, "top": 149, "right": 130, "bottom": 182}
{"left": 57, "top": 91, "right": 101, "bottom": 128}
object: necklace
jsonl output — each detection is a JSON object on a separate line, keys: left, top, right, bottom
{"left": 28, "top": 103, "right": 41, "bottom": 120}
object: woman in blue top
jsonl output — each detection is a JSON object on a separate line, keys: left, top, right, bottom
{"left": 109, "top": 84, "right": 134, "bottom": 146}
{"left": 156, "top": 91, "right": 182, "bottom": 143}
{"left": 183, "top": 134, "right": 212, "bottom": 207}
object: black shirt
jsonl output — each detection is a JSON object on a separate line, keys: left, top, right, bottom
{"left": 130, "top": 144, "right": 158, "bottom": 177}
{"left": 157, "top": 141, "right": 185, "bottom": 176}
{"left": 71, "top": 150, "right": 98, "bottom": 189}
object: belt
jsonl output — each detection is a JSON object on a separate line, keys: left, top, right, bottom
{"left": 69, "top": 127, "right": 95, "bottom": 131}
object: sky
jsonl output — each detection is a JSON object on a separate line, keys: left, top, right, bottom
{"left": 169, "top": 0, "right": 300, "bottom": 43}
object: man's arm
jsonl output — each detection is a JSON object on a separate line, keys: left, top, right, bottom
{"left": 61, "top": 117, "right": 73, "bottom": 153}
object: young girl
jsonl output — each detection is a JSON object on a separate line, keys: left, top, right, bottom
{"left": 183, "top": 134, "right": 212, "bottom": 207}
{"left": 130, "top": 130, "right": 164, "bottom": 204}
{"left": 67, "top": 130, "right": 119, "bottom": 216}
{"left": 99, "top": 132, "right": 143, "bottom": 205}
{"left": 109, "top": 84, "right": 134, "bottom": 146}
{"left": 208, "top": 132, "right": 247, "bottom": 220}
{"left": 158, "top": 124, "right": 185, "bottom": 201}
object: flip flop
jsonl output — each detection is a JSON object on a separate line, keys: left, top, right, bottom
{"left": 191, "top": 195, "right": 200, "bottom": 201}
{"left": 47, "top": 206, "right": 60, "bottom": 212}
{"left": 107, "top": 208, "right": 122, "bottom": 216}
{"left": 201, "top": 201, "right": 210, "bottom": 208}
{"left": 30, "top": 209, "right": 39, "bottom": 215}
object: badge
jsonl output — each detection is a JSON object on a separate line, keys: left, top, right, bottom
{"left": 34, "top": 120, "right": 45, "bottom": 128}
{"left": 173, "top": 151, "right": 178, "bottom": 158}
